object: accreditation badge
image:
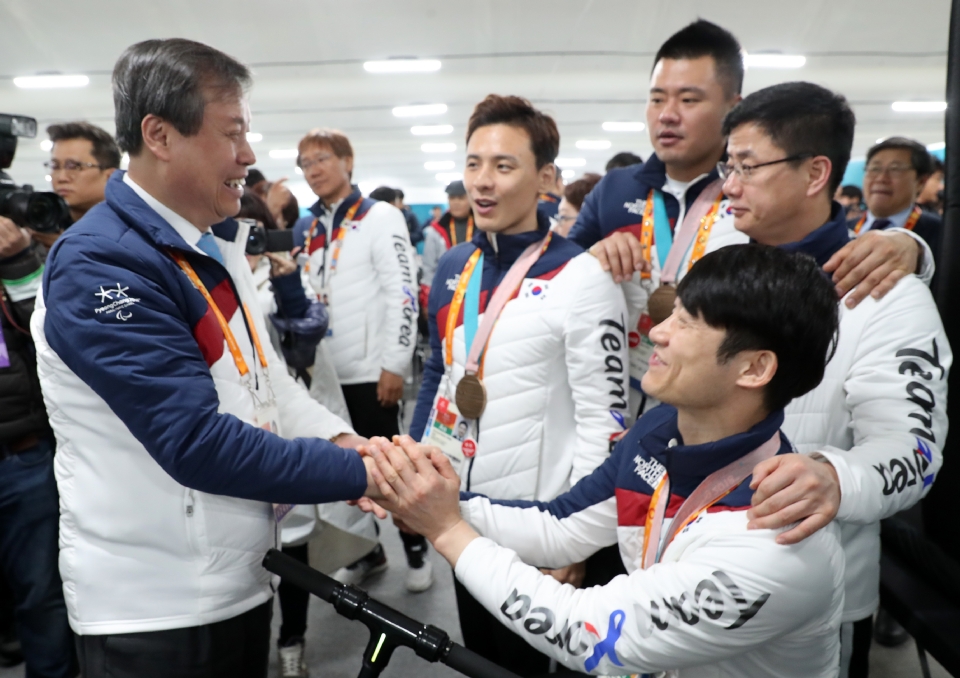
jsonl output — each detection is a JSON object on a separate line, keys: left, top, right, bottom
{"left": 422, "top": 395, "right": 476, "bottom": 476}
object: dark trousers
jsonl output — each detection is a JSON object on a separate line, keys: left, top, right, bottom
{"left": 76, "top": 600, "right": 272, "bottom": 678}
{"left": 340, "top": 382, "right": 428, "bottom": 560}
{"left": 340, "top": 382, "right": 400, "bottom": 439}
{"left": 278, "top": 544, "right": 309, "bottom": 646}
{"left": 849, "top": 616, "right": 873, "bottom": 678}
{"left": 0, "top": 438, "right": 77, "bottom": 678}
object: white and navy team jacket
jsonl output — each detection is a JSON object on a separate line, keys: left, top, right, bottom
{"left": 457, "top": 406, "right": 845, "bottom": 678}
{"left": 410, "top": 215, "right": 629, "bottom": 501}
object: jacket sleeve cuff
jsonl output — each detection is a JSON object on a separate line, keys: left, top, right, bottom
{"left": 270, "top": 269, "right": 310, "bottom": 318}
{"left": 0, "top": 245, "right": 44, "bottom": 303}
{"left": 883, "top": 228, "right": 934, "bottom": 285}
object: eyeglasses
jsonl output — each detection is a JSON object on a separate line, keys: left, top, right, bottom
{"left": 44, "top": 160, "right": 102, "bottom": 173}
{"left": 717, "top": 154, "right": 814, "bottom": 183}
{"left": 297, "top": 153, "right": 336, "bottom": 171}
{"left": 864, "top": 163, "right": 914, "bottom": 178}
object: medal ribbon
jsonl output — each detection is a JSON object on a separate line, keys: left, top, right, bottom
{"left": 853, "top": 205, "right": 922, "bottom": 235}
{"left": 171, "top": 252, "right": 268, "bottom": 377}
{"left": 450, "top": 214, "right": 475, "bottom": 246}
{"left": 640, "top": 432, "right": 781, "bottom": 569}
{"left": 464, "top": 233, "right": 553, "bottom": 376}
{"left": 444, "top": 249, "right": 484, "bottom": 368}
{"left": 638, "top": 184, "right": 725, "bottom": 283}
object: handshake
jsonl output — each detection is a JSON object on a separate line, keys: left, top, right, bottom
{"left": 355, "top": 436, "right": 480, "bottom": 566}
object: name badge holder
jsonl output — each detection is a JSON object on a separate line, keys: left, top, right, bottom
{"left": 171, "top": 251, "right": 290, "bottom": 523}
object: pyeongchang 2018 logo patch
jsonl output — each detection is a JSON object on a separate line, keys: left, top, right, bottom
{"left": 94, "top": 284, "right": 141, "bottom": 322}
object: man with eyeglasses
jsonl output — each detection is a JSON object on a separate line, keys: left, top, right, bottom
{"left": 46, "top": 122, "right": 121, "bottom": 226}
{"left": 860, "top": 137, "right": 942, "bottom": 265}
{"left": 567, "top": 20, "right": 934, "bottom": 420}
{"left": 290, "top": 129, "right": 428, "bottom": 597}
{"left": 719, "top": 81, "right": 949, "bottom": 678}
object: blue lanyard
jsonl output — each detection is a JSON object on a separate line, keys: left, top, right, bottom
{"left": 463, "top": 252, "right": 484, "bottom": 357}
{"left": 651, "top": 190, "right": 672, "bottom": 270}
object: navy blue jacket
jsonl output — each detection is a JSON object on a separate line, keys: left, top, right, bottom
{"left": 41, "top": 172, "right": 367, "bottom": 504}
{"left": 567, "top": 154, "right": 720, "bottom": 249}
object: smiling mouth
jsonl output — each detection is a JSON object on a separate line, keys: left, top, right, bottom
{"left": 473, "top": 198, "right": 497, "bottom": 211}
{"left": 224, "top": 178, "right": 245, "bottom": 190}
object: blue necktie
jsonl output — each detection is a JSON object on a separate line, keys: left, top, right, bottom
{"left": 197, "top": 232, "right": 224, "bottom": 265}
{"left": 871, "top": 218, "right": 892, "bottom": 231}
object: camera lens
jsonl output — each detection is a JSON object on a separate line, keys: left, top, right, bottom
{"left": 246, "top": 224, "right": 267, "bottom": 255}
{"left": 0, "top": 187, "right": 69, "bottom": 233}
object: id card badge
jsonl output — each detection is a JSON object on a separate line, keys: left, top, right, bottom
{"left": 255, "top": 402, "right": 281, "bottom": 435}
{"left": 422, "top": 395, "right": 476, "bottom": 476}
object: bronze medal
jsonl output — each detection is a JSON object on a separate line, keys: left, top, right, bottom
{"left": 648, "top": 285, "right": 677, "bottom": 326}
{"left": 455, "top": 373, "right": 487, "bottom": 420}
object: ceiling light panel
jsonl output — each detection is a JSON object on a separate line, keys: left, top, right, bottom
{"left": 14, "top": 74, "right": 89, "bottom": 88}
{"left": 412, "top": 125, "right": 454, "bottom": 136}
{"left": 393, "top": 104, "right": 447, "bottom": 117}
{"left": 892, "top": 101, "right": 947, "bottom": 113}
{"left": 743, "top": 54, "right": 806, "bottom": 69}
{"left": 364, "top": 59, "right": 441, "bottom": 73}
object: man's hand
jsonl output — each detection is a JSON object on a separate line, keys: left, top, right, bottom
{"left": 28, "top": 229, "right": 61, "bottom": 250}
{"left": 823, "top": 231, "right": 920, "bottom": 308}
{"left": 0, "top": 217, "right": 31, "bottom": 259}
{"left": 264, "top": 252, "right": 298, "bottom": 278}
{"left": 747, "top": 453, "right": 841, "bottom": 545}
{"left": 377, "top": 369, "right": 404, "bottom": 408}
{"left": 588, "top": 231, "right": 651, "bottom": 283}
{"left": 541, "top": 562, "right": 587, "bottom": 588}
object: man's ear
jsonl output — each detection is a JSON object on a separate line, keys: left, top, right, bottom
{"left": 140, "top": 115, "right": 176, "bottom": 163}
{"left": 103, "top": 168, "right": 117, "bottom": 180}
{"left": 736, "top": 349, "right": 778, "bottom": 391}
{"left": 538, "top": 163, "right": 557, "bottom": 194}
{"left": 806, "top": 156, "right": 834, "bottom": 199}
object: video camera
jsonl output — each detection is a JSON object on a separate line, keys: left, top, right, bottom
{"left": 0, "top": 113, "right": 70, "bottom": 233}
{"left": 239, "top": 218, "right": 296, "bottom": 255}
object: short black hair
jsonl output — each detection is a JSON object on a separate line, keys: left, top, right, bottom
{"left": 605, "top": 151, "right": 644, "bottom": 172}
{"left": 238, "top": 188, "right": 279, "bottom": 230}
{"left": 677, "top": 244, "right": 839, "bottom": 412}
{"left": 722, "top": 82, "right": 855, "bottom": 194}
{"left": 839, "top": 185, "right": 863, "bottom": 202}
{"left": 395, "top": 188, "right": 405, "bottom": 200}
{"left": 867, "top": 137, "right": 934, "bottom": 179}
{"left": 245, "top": 169, "right": 266, "bottom": 187}
{"left": 654, "top": 20, "right": 744, "bottom": 98}
{"left": 46, "top": 121, "right": 121, "bottom": 170}
{"left": 113, "top": 38, "right": 251, "bottom": 155}
{"left": 369, "top": 186, "right": 398, "bottom": 203}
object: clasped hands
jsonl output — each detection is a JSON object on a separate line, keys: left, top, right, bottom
{"left": 357, "top": 436, "right": 479, "bottom": 565}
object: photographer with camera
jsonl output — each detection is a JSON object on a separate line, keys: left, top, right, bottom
{"left": 46, "top": 122, "right": 120, "bottom": 227}
{"left": 0, "top": 117, "right": 77, "bottom": 676}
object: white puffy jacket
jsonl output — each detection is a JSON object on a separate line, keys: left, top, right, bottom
{"left": 294, "top": 193, "right": 417, "bottom": 384}
{"left": 33, "top": 174, "right": 362, "bottom": 635}
{"left": 410, "top": 222, "right": 629, "bottom": 501}
{"left": 782, "top": 273, "right": 950, "bottom": 621}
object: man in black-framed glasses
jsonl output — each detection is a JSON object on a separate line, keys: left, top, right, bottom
{"left": 45, "top": 121, "right": 120, "bottom": 225}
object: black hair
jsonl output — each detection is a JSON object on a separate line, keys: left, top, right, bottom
{"left": 238, "top": 189, "right": 279, "bottom": 231}
{"left": 369, "top": 186, "right": 398, "bottom": 203}
{"left": 654, "top": 20, "right": 744, "bottom": 98}
{"left": 113, "top": 38, "right": 251, "bottom": 155}
{"left": 395, "top": 188, "right": 405, "bottom": 200}
{"left": 245, "top": 169, "right": 266, "bottom": 187}
{"left": 677, "top": 244, "right": 839, "bottom": 412}
{"left": 281, "top": 193, "right": 300, "bottom": 228}
{"left": 722, "top": 82, "right": 855, "bottom": 194}
{"left": 866, "top": 137, "right": 934, "bottom": 179}
{"left": 467, "top": 95, "right": 560, "bottom": 169}
{"left": 46, "top": 121, "right": 122, "bottom": 170}
{"left": 605, "top": 151, "right": 644, "bottom": 172}
{"left": 839, "top": 185, "right": 863, "bottom": 202}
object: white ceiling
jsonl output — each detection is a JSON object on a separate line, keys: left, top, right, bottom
{"left": 1, "top": 0, "right": 950, "bottom": 204}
